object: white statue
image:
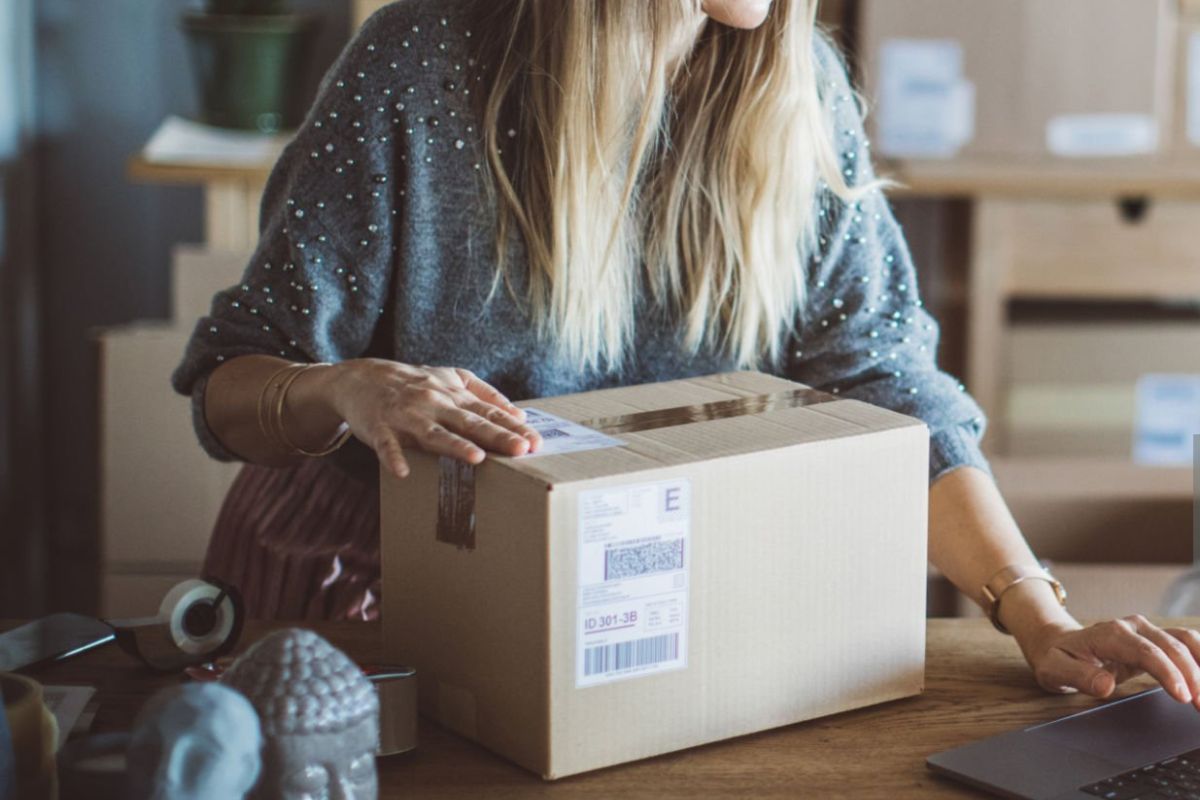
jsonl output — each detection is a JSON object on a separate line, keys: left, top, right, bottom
{"left": 125, "top": 682, "right": 263, "bottom": 800}
{"left": 221, "top": 628, "right": 379, "bottom": 800}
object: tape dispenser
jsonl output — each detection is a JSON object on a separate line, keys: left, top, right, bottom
{"left": 108, "top": 578, "right": 244, "bottom": 672}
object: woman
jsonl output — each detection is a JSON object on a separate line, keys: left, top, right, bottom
{"left": 174, "top": 0, "right": 1200, "bottom": 707}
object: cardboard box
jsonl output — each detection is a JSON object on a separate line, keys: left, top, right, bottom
{"left": 171, "top": 246, "right": 252, "bottom": 328}
{"left": 381, "top": 371, "right": 929, "bottom": 778}
{"left": 859, "top": 0, "right": 1177, "bottom": 160}
{"left": 353, "top": 0, "right": 391, "bottom": 29}
{"left": 99, "top": 323, "right": 241, "bottom": 578}
{"left": 1175, "top": 0, "right": 1200, "bottom": 157}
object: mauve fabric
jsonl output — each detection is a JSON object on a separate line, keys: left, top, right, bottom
{"left": 175, "top": 0, "right": 990, "bottom": 620}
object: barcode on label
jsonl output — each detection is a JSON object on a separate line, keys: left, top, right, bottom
{"left": 604, "top": 539, "right": 684, "bottom": 580}
{"left": 540, "top": 428, "right": 569, "bottom": 439}
{"left": 583, "top": 633, "right": 679, "bottom": 676}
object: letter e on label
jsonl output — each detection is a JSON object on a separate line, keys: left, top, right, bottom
{"left": 658, "top": 482, "right": 687, "bottom": 524}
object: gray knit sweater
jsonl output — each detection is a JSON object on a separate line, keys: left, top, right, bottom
{"left": 172, "top": 0, "right": 990, "bottom": 487}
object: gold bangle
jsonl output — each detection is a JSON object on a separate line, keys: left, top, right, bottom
{"left": 273, "top": 363, "right": 352, "bottom": 458}
{"left": 981, "top": 564, "right": 1068, "bottom": 635}
{"left": 257, "top": 363, "right": 304, "bottom": 449}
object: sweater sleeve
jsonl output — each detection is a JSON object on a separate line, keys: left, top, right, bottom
{"left": 782, "top": 38, "right": 991, "bottom": 484}
{"left": 171, "top": 10, "right": 406, "bottom": 462}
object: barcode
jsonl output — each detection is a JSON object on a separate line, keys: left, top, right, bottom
{"left": 583, "top": 633, "right": 679, "bottom": 676}
{"left": 605, "top": 539, "right": 684, "bottom": 580}
{"left": 539, "top": 428, "right": 570, "bottom": 439}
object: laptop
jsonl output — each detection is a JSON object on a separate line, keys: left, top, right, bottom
{"left": 927, "top": 687, "right": 1200, "bottom": 799}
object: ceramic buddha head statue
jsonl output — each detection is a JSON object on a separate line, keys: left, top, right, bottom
{"left": 221, "top": 628, "right": 379, "bottom": 800}
{"left": 125, "top": 682, "right": 263, "bottom": 800}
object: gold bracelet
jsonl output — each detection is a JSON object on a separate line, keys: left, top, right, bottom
{"left": 273, "top": 363, "right": 353, "bottom": 458}
{"left": 257, "top": 363, "right": 304, "bottom": 450}
{"left": 981, "top": 564, "right": 1068, "bottom": 635}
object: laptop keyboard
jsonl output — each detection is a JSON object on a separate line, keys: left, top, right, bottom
{"left": 1081, "top": 748, "right": 1200, "bottom": 799}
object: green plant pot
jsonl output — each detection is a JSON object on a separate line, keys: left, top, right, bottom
{"left": 182, "top": 11, "right": 319, "bottom": 133}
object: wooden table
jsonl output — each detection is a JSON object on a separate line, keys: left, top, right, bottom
{"left": 12, "top": 617, "right": 1190, "bottom": 798}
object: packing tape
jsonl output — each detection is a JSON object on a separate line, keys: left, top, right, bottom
{"left": 434, "top": 386, "right": 838, "bottom": 549}
{"left": 578, "top": 386, "right": 837, "bottom": 434}
{"left": 366, "top": 666, "right": 419, "bottom": 756}
{"left": 161, "top": 580, "right": 239, "bottom": 656}
{"left": 436, "top": 456, "right": 477, "bottom": 549}
{"left": 110, "top": 579, "right": 244, "bottom": 672}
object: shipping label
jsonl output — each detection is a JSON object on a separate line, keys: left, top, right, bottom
{"left": 877, "top": 38, "right": 974, "bottom": 158}
{"left": 518, "top": 407, "right": 623, "bottom": 458}
{"left": 576, "top": 478, "right": 691, "bottom": 688}
{"left": 1134, "top": 375, "right": 1200, "bottom": 466}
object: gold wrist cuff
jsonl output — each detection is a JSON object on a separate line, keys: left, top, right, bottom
{"left": 256, "top": 362, "right": 352, "bottom": 458}
{"left": 981, "top": 564, "right": 1068, "bottom": 635}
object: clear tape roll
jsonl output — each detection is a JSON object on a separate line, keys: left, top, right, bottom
{"left": 159, "top": 579, "right": 238, "bottom": 656}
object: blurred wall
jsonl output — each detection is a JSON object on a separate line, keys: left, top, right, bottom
{"left": 18, "top": 0, "right": 351, "bottom": 615}
{"left": 1, "top": 0, "right": 41, "bottom": 616}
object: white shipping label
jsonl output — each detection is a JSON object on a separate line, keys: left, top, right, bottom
{"left": 576, "top": 478, "right": 691, "bottom": 688}
{"left": 1134, "top": 374, "right": 1200, "bottom": 466}
{"left": 517, "top": 407, "right": 623, "bottom": 458}
{"left": 877, "top": 38, "right": 975, "bottom": 159}
{"left": 1046, "top": 114, "right": 1159, "bottom": 158}
{"left": 1189, "top": 33, "right": 1200, "bottom": 147}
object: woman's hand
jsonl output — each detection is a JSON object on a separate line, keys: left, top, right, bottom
{"left": 1021, "top": 615, "right": 1200, "bottom": 709}
{"left": 318, "top": 359, "right": 543, "bottom": 479}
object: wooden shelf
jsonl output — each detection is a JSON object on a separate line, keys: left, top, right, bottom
{"left": 991, "top": 456, "right": 1194, "bottom": 501}
{"left": 126, "top": 154, "right": 274, "bottom": 186}
{"left": 885, "top": 158, "right": 1200, "bottom": 199}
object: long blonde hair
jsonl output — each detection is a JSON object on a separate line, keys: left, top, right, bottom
{"left": 473, "top": 0, "right": 857, "bottom": 374}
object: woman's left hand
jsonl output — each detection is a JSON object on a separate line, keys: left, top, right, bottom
{"left": 1023, "top": 615, "right": 1200, "bottom": 709}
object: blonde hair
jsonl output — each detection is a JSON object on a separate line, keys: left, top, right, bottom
{"left": 474, "top": 0, "right": 860, "bottom": 374}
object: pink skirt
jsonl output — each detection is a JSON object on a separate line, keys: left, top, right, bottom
{"left": 204, "top": 458, "right": 380, "bottom": 621}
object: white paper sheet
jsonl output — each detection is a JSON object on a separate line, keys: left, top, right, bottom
{"left": 41, "top": 685, "right": 97, "bottom": 750}
{"left": 1133, "top": 374, "right": 1200, "bottom": 466}
{"left": 142, "top": 115, "right": 292, "bottom": 166}
{"left": 877, "top": 38, "right": 975, "bottom": 158}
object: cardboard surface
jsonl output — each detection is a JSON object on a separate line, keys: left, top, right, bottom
{"left": 171, "top": 246, "right": 252, "bottom": 328}
{"left": 859, "top": 0, "right": 1176, "bottom": 160}
{"left": 99, "top": 324, "right": 241, "bottom": 571}
{"left": 382, "top": 371, "right": 930, "bottom": 778}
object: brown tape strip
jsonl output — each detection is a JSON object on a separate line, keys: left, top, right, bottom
{"left": 437, "top": 456, "right": 476, "bottom": 549}
{"left": 581, "top": 387, "right": 838, "bottom": 435}
{"left": 434, "top": 386, "right": 837, "bottom": 548}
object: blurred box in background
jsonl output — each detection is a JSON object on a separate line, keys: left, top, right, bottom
{"left": 859, "top": 0, "right": 1178, "bottom": 160}
{"left": 1178, "top": 0, "right": 1200, "bottom": 155}
{"left": 98, "top": 322, "right": 243, "bottom": 617}
{"left": 353, "top": 0, "right": 391, "bottom": 28}
{"left": 1005, "top": 321, "right": 1200, "bottom": 459}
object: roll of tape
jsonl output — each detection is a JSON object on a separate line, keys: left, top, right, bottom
{"left": 159, "top": 579, "right": 237, "bottom": 656}
{"left": 110, "top": 579, "right": 243, "bottom": 672}
{"left": 366, "top": 667, "right": 418, "bottom": 757}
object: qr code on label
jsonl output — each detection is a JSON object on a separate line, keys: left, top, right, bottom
{"left": 604, "top": 539, "right": 684, "bottom": 580}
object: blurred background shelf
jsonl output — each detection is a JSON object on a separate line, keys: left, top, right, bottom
{"left": 889, "top": 159, "right": 1200, "bottom": 199}
{"left": 992, "top": 457, "right": 1193, "bottom": 501}
{"left": 128, "top": 152, "right": 273, "bottom": 253}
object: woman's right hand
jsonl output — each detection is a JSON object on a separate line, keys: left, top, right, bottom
{"left": 302, "top": 359, "right": 543, "bottom": 479}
